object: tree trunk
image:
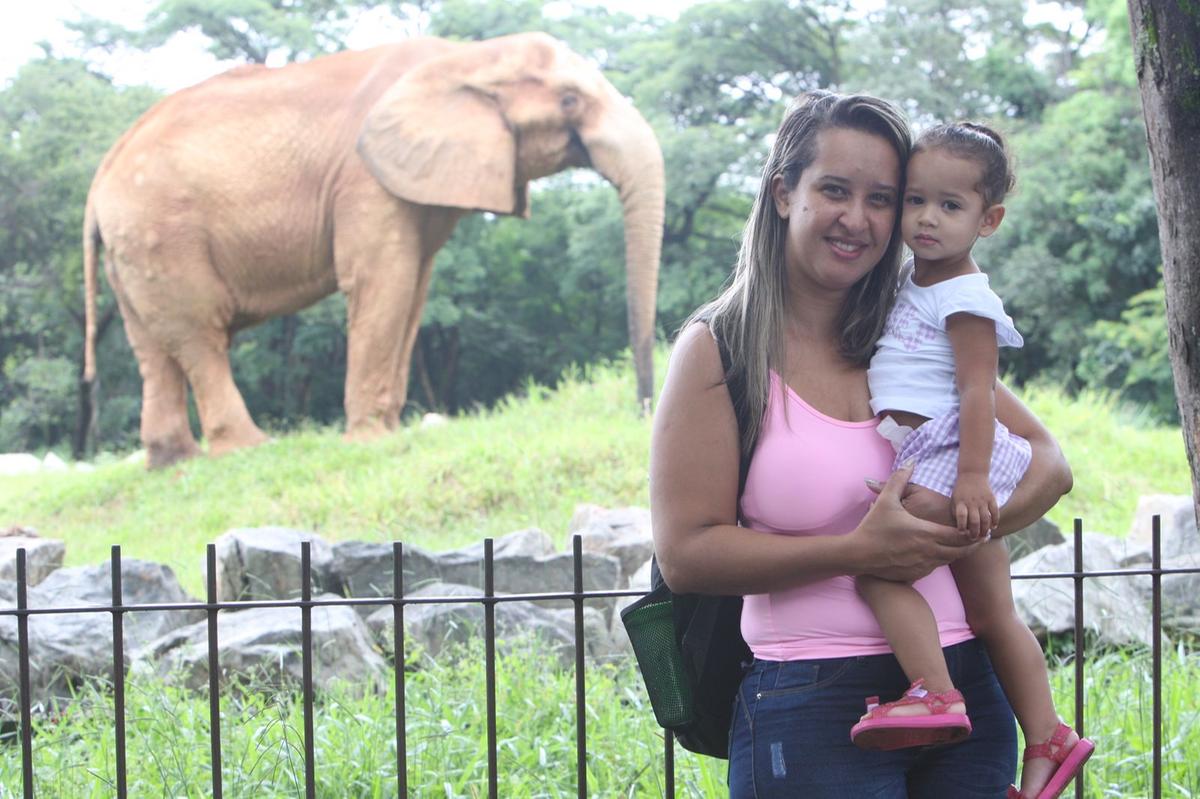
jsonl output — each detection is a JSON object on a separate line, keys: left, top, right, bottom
{"left": 1127, "top": 1, "right": 1200, "bottom": 524}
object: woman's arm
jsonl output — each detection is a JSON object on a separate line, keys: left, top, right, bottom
{"left": 892, "top": 380, "right": 1072, "bottom": 537}
{"left": 651, "top": 323, "right": 980, "bottom": 595}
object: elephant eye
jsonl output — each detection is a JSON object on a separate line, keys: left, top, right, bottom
{"left": 560, "top": 93, "right": 580, "bottom": 112}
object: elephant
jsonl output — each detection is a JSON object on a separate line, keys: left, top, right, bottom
{"left": 83, "top": 32, "right": 664, "bottom": 468}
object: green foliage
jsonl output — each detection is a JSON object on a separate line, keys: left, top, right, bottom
{"left": 1, "top": 633, "right": 1198, "bottom": 794}
{"left": 0, "top": 57, "right": 159, "bottom": 454}
{"left": 1077, "top": 285, "right": 1176, "bottom": 423}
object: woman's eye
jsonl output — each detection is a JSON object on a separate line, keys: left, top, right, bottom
{"left": 870, "top": 193, "right": 893, "bottom": 207}
{"left": 822, "top": 185, "right": 847, "bottom": 197}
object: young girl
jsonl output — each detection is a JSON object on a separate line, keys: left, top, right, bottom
{"left": 850, "top": 123, "right": 1095, "bottom": 799}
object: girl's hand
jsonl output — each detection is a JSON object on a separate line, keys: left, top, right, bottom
{"left": 854, "top": 463, "right": 983, "bottom": 582}
{"left": 950, "top": 472, "right": 998, "bottom": 539}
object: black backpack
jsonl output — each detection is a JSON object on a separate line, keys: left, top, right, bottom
{"left": 620, "top": 329, "right": 755, "bottom": 759}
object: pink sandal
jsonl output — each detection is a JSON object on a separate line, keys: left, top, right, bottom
{"left": 1005, "top": 721, "right": 1095, "bottom": 799}
{"left": 850, "top": 679, "right": 972, "bottom": 751}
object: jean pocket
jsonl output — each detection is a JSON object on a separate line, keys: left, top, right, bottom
{"left": 754, "top": 658, "right": 854, "bottom": 698}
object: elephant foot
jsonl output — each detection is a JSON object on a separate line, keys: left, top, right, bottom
{"left": 207, "top": 426, "right": 270, "bottom": 458}
{"left": 343, "top": 416, "right": 396, "bottom": 442}
{"left": 146, "top": 437, "right": 202, "bottom": 470}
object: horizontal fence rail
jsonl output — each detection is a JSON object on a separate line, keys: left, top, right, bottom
{"left": 0, "top": 517, "right": 1195, "bottom": 798}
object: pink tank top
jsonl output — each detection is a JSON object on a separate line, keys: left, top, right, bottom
{"left": 739, "top": 371, "right": 973, "bottom": 660}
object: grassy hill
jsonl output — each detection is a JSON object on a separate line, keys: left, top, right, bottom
{"left": 0, "top": 355, "right": 1191, "bottom": 595}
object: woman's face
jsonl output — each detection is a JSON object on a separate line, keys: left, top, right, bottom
{"left": 772, "top": 127, "right": 901, "bottom": 297}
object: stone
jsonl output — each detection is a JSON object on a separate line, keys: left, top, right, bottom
{"left": 41, "top": 453, "right": 68, "bottom": 472}
{"left": 210, "top": 527, "right": 343, "bottom": 602}
{"left": 1161, "top": 553, "right": 1200, "bottom": 636}
{"left": 1128, "top": 495, "right": 1200, "bottom": 560}
{"left": 421, "top": 413, "right": 447, "bottom": 428}
{"left": 1010, "top": 535, "right": 1152, "bottom": 647}
{"left": 1005, "top": 517, "right": 1065, "bottom": 562}
{"left": 0, "top": 558, "right": 201, "bottom": 717}
{"left": 0, "top": 537, "right": 64, "bottom": 586}
{"left": 0, "top": 454, "right": 40, "bottom": 476}
{"left": 142, "top": 596, "right": 385, "bottom": 692}
{"left": 366, "top": 581, "right": 610, "bottom": 666}
{"left": 570, "top": 505, "right": 654, "bottom": 587}
{"left": 332, "top": 540, "right": 442, "bottom": 617}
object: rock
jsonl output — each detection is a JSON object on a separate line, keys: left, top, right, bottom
{"left": 1128, "top": 495, "right": 1199, "bottom": 560}
{"left": 0, "top": 454, "right": 40, "bottom": 476}
{"left": 122, "top": 449, "right": 146, "bottom": 465}
{"left": 332, "top": 540, "right": 442, "bottom": 617}
{"left": 0, "top": 559, "right": 201, "bottom": 717}
{"left": 41, "top": 453, "right": 68, "bottom": 472}
{"left": 1161, "top": 553, "right": 1200, "bottom": 636}
{"left": 448, "top": 528, "right": 556, "bottom": 560}
{"left": 0, "top": 537, "right": 63, "bottom": 586}
{"left": 32, "top": 559, "right": 202, "bottom": 650}
{"left": 1010, "top": 535, "right": 1151, "bottom": 647}
{"left": 1005, "top": 517, "right": 1065, "bottom": 562}
{"left": 210, "top": 527, "right": 343, "bottom": 602}
{"left": 421, "top": 413, "right": 447, "bottom": 428}
{"left": 367, "top": 582, "right": 610, "bottom": 666}
{"left": 142, "top": 596, "right": 385, "bottom": 692}
{"left": 74, "top": 462, "right": 95, "bottom": 473}
{"left": 570, "top": 505, "right": 654, "bottom": 587}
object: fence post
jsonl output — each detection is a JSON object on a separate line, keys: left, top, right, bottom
{"left": 573, "top": 534, "right": 587, "bottom": 799}
{"left": 111, "top": 546, "right": 127, "bottom": 799}
{"left": 16, "top": 548, "right": 34, "bottom": 799}
{"left": 1152, "top": 514, "right": 1162, "bottom": 799}
{"left": 484, "top": 538, "right": 498, "bottom": 799}
{"left": 206, "top": 544, "right": 223, "bottom": 799}
{"left": 1072, "top": 519, "right": 1085, "bottom": 799}
{"left": 393, "top": 541, "right": 407, "bottom": 798}
{"left": 301, "top": 542, "right": 316, "bottom": 799}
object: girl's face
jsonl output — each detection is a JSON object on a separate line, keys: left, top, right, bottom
{"left": 772, "top": 127, "right": 900, "bottom": 297}
{"left": 901, "top": 149, "right": 1003, "bottom": 265}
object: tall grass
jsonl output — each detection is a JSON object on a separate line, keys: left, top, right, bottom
{"left": 2, "top": 643, "right": 1197, "bottom": 798}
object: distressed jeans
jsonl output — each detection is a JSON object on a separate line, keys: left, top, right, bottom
{"left": 727, "top": 638, "right": 1017, "bottom": 798}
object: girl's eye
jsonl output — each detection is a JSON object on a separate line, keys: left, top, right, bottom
{"left": 905, "top": 196, "right": 923, "bottom": 206}
{"left": 943, "top": 201, "right": 961, "bottom": 211}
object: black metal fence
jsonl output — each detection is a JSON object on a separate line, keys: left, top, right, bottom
{"left": 1, "top": 517, "right": 1197, "bottom": 798}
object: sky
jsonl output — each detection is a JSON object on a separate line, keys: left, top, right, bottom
{"left": 0, "top": 0, "right": 704, "bottom": 90}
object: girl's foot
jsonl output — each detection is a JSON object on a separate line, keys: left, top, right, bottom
{"left": 1006, "top": 721, "right": 1095, "bottom": 799}
{"left": 850, "top": 678, "right": 971, "bottom": 751}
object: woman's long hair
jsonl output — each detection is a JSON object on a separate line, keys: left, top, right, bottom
{"left": 687, "top": 91, "right": 912, "bottom": 458}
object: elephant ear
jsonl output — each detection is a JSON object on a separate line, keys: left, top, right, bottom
{"left": 357, "top": 60, "right": 526, "bottom": 217}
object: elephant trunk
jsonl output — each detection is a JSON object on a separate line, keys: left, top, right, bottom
{"left": 584, "top": 104, "right": 665, "bottom": 412}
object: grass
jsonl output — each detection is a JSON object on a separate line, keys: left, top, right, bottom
{"left": 1, "top": 642, "right": 1198, "bottom": 797}
{"left": 0, "top": 355, "right": 1191, "bottom": 597}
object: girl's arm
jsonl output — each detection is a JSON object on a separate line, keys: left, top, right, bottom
{"left": 892, "top": 381, "right": 1072, "bottom": 537}
{"left": 651, "top": 322, "right": 981, "bottom": 595}
{"left": 945, "top": 312, "right": 1001, "bottom": 537}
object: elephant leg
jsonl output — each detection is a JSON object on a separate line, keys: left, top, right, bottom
{"left": 334, "top": 192, "right": 462, "bottom": 438}
{"left": 174, "top": 334, "right": 269, "bottom": 456}
{"left": 119, "top": 309, "right": 201, "bottom": 468}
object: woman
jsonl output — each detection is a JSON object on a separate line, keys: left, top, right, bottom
{"left": 649, "top": 91, "right": 1072, "bottom": 797}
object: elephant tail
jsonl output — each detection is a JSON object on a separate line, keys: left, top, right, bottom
{"left": 83, "top": 197, "right": 101, "bottom": 382}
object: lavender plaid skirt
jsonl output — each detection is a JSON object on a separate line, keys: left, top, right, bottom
{"left": 879, "top": 412, "right": 1032, "bottom": 505}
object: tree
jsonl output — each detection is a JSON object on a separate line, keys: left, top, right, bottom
{"left": 1127, "top": 0, "right": 1200, "bottom": 519}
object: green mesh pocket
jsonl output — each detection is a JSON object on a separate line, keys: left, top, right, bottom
{"left": 622, "top": 592, "right": 695, "bottom": 729}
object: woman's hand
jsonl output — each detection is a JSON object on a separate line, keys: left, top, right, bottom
{"left": 853, "top": 463, "right": 983, "bottom": 583}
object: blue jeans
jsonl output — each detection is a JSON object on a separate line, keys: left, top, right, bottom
{"left": 727, "top": 638, "right": 1016, "bottom": 798}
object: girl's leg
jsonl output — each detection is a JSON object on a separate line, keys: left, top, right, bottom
{"left": 908, "top": 639, "right": 1017, "bottom": 798}
{"left": 951, "top": 540, "right": 1077, "bottom": 796}
{"left": 856, "top": 575, "right": 957, "bottom": 698}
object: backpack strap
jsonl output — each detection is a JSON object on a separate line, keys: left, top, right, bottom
{"left": 712, "top": 327, "right": 753, "bottom": 501}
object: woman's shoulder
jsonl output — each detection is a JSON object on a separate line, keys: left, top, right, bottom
{"left": 668, "top": 321, "right": 725, "bottom": 386}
